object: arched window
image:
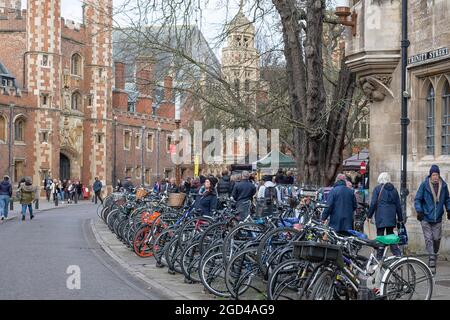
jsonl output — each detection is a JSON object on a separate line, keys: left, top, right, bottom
{"left": 442, "top": 81, "right": 450, "bottom": 155}
{"left": 14, "top": 117, "right": 25, "bottom": 142}
{"left": 426, "top": 85, "right": 435, "bottom": 155}
{"left": 0, "top": 114, "right": 6, "bottom": 143}
{"left": 71, "top": 53, "right": 82, "bottom": 76}
{"left": 71, "top": 92, "right": 82, "bottom": 110}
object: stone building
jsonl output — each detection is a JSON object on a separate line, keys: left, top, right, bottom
{"left": 342, "top": 0, "right": 450, "bottom": 253}
{"left": 0, "top": 0, "right": 177, "bottom": 193}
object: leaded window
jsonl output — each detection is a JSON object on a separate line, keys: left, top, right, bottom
{"left": 426, "top": 85, "right": 435, "bottom": 155}
{"left": 442, "top": 81, "right": 450, "bottom": 155}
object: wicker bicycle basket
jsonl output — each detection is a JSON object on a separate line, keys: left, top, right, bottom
{"left": 136, "top": 188, "right": 149, "bottom": 200}
{"left": 168, "top": 193, "right": 186, "bottom": 208}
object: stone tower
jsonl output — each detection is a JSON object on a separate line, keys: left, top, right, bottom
{"left": 83, "top": 0, "right": 113, "bottom": 185}
{"left": 26, "top": 0, "right": 63, "bottom": 183}
{"left": 221, "top": 2, "right": 260, "bottom": 98}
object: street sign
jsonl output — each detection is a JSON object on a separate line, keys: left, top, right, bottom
{"left": 360, "top": 161, "right": 367, "bottom": 175}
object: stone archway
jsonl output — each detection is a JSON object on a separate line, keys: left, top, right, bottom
{"left": 59, "top": 147, "right": 81, "bottom": 181}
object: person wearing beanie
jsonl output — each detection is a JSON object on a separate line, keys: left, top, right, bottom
{"left": 414, "top": 164, "right": 450, "bottom": 272}
{"left": 321, "top": 173, "right": 357, "bottom": 234}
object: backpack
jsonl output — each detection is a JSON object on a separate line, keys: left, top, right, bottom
{"left": 264, "top": 186, "right": 277, "bottom": 206}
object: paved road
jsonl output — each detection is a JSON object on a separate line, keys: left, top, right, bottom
{"left": 0, "top": 203, "right": 167, "bottom": 300}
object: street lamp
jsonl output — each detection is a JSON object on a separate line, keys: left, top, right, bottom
{"left": 175, "top": 93, "right": 181, "bottom": 186}
{"left": 400, "top": 0, "right": 410, "bottom": 223}
{"left": 157, "top": 122, "right": 161, "bottom": 183}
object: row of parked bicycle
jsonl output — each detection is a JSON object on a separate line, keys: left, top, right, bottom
{"left": 98, "top": 188, "right": 434, "bottom": 300}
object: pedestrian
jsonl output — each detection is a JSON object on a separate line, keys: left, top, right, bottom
{"left": 275, "top": 169, "right": 286, "bottom": 185}
{"left": 76, "top": 181, "right": 82, "bottom": 200}
{"left": 166, "top": 177, "right": 180, "bottom": 194}
{"left": 231, "top": 171, "right": 256, "bottom": 221}
{"left": 61, "top": 179, "right": 68, "bottom": 204}
{"left": 321, "top": 174, "right": 357, "bottom": 235}
{"left": 153, "top": 180, "right": 161, "bottom": 194}
{"left": 414, "top": 165, "right": 450, "bottom": 271}
{"left": 17, "top": 177, "right": 38, "bottom": 221}
{"left": 68, "top": 180, "right": 76, "bottom": 204}
{"left": 217, "top": 170, "right": 232, "bottom": 197}
{"left": 285, "top": 171, "right": 295, "bottom": 185}
{"left": 122, "top": 176, "right": 135, "bottom": 193}
{"left": 93, "top": 177, "right": 103, "bottom": 205}
{"left": 0, "top": 175, "right": 12, "bottom": 220}
{"left": 367, "top": 172, "right": 403, "bottom": 259}
{"left": 194, "top": 178, "right": 218, "bottom": 216}
{"left": 256, "top": 175, "right": 281, "bottom": 217}
{"left": 51, "top": 179, "right": 59, "bottom": 202}
{"left": 45, "top": 178, "right": 52, "bottom": 202}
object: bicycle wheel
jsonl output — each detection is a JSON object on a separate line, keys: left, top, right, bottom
{"left": 152, "top": 227, "right": 176, "bottom": 266}
{"left": 180, "top": 240, "right": 202, "bottom": 282}
{"left": 132, "top": 225, "right": 153, "bottom": 257}
{"left": 165, "top": 235, "right": 183, "bottom": 274}
{"left": 198, "top": 222, "right": 228, "bottom": 255}
{"left": 225, "top": 247, "right": 264, "bottom": 300}
{"left": 199, "top": 249, "right": 229, "bottom": 298}
{"left": 380, "top": 258, "right": 433, "bottom": 300}
{"left": 309, "top": 269, "right": 336, "bottom": 300}
{"left": 267, "top": 259, "right": 310, "bottom": 300}
{"left": 177, "top": 217, "right": 213, "bottom": 249}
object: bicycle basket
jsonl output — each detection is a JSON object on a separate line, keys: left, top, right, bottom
{"left": 293, "top": 241, "right": 344, "bottom": 266}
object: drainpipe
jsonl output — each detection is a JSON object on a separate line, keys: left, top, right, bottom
{"left": 112, "top": 116, "right": 117, "bottom": 189}
{"left": 400, "top": 0, "right": 410, "bottom": 223}
{"left": 9, "top": 103, "right": 14, "bottom": 210}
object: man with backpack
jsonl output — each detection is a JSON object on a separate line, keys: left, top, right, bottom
{"left": 257, "top": 175, "right": 282, "bottom": 216}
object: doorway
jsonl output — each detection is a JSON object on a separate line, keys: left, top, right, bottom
{"left": 60, "top": 153, "right": 70, "bottom": 180}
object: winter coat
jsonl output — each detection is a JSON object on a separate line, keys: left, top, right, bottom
{"left": 257, "top": 182, "right": 282, "bottom": 203}
{"left": 0, "top": 180, "right": 12, "bottom": 197}
{"left": 166, "top": 183, "right": 180, "bottom": 194}
{"left": 414, "top": 177, "right": 450, "bottom": 223}
{"left": 321, "top": 180, "right": 357, "bottom": 232}
{"left": 194, "top": 191, "right": 218, "bottom": 216}
{"left": 217, "top": 175, "right": 232, "bottom": 195}
{"left": 367, "top": 183, "right": 402, "bottom": 228}
{"left": 93, "top": 180, "right": 103, "bottom": 192}
{"left": 122, "top": 180, "right": 135, "bottom": 192}
{"left": 231, "top": 179, "right": 256, "bottom": 203}
{"left": 18, "top": 183, "right": 38, "bottom": 205}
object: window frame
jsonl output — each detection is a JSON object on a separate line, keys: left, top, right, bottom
{"left": 426, "top": 85, "right": 436, "bottom": 156}
{"left": 123, "top": 130, "right": 131, "bottom": 150}
{"left": 0, "top": 114, "right": 6, "bottom": 143}
{"left": 147, "top": 132, "right": 154, "bottom": 152}
{"left": 71, "top": 91, "right": 82, "bottom": 111}
{"left": 71, "top": 53, "right": 83, "bottom": 77}
{"left": 14, "top": 117, "right": 25, "bottom": 143}
{"left": 442, "top": 82, "right": 450, "bottom": 155}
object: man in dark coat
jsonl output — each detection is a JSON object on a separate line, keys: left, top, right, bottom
{"left": 93, "top": 177, "right": 103, "bottom": 205}
{"left": 414, "top": 165, "right": 450, "bottom": 270}
{"left": 231, "top": 171, "right": 256, "bottom": 220}
{"left": 122, "top": 177, "right": 135, "bottom": 193}
{"left": 321, "top": 174, "right": 357, "bottom": 234}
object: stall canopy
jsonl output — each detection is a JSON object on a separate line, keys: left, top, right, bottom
{"left": 252, "top": 150, "right": 297, "bottom": 170}
{"left": 342, "top": 149, "right": 369, "bottom": 171}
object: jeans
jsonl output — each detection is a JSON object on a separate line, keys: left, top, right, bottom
{"left": 94, "top": 191, "right": 103, "bottom": 204}
{"left": 21, "top": 204, "right": 33, "bottom": 217}
{"left": 0, "top": 195, "right": 10, "bottom": 218}
{"left": 60, "top": 191, "right": 65, "bottom": 201}
{"left": 236, "top": 200, "right": 252, "bottom": 221}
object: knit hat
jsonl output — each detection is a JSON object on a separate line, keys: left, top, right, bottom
{"left": 429, "top": 165, "right": 440, "bottom": 177}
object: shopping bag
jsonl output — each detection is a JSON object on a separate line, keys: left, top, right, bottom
{"left": 397, "top": 222, "right": 408, "bottom": 245}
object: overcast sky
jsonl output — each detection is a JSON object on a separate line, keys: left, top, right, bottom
{"left": 20, "top": 0, "right": 346, "bottom": 60}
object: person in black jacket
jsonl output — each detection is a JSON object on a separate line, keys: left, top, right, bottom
{"left": 122, "top": 177, "right": 135, "bottom": 193}
{"left": 195, "top": 179, "right": 218, "bottom": 216}
{"left": 368, "top": 172, "right": 403, "bottom": 259}
{"left": 232, "top": 171, "right": 256, "bottom": 220}
{"left": 0, "top": 175, "right": 12, "bottom": 220}
{"left": 217, "top": 170, "right": 232, "bottom": 196}
{"left": 166, "top": 177, "right": 180, "bottom": 194}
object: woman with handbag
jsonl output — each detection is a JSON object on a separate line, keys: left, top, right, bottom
{"left": 368, "top": 172, "right": 403, "bottom": 259}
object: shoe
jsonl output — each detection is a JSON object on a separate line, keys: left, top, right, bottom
{"left": 30, "top": 215, "right": 34, "bottom": 220}
{"left": 1, "top": 217, "right": 4, "bottom": 221}
{"left": 22, "top": 216, "right": 25, "bottom": 221}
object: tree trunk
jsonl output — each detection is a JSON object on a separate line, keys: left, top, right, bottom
{"left": 272, "top": 0, "right": 308, "bottom": 181}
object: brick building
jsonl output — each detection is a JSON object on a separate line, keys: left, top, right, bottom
{"left": 0, "top": 0, "right": 177, "bottom": 193}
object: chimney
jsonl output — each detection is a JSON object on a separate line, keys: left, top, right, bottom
{"left": 163, "top": 75, "right": 173, "bottom": 102}
{"left": 114, "top": 61, "right": 125, "bottom": 90}
{"left": 136, "top": 56, "right": 155, "bottom": 97}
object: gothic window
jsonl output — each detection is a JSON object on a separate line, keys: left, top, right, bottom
{"left": 244, "top": 79, "right": 250, "bottom": 91}
{"left": 14, "top": 116, "right": 25, "bottom": 142}
{"left": 234, "top": 79, "right": 240, "bottom": 91}
{"left": 0, "top": 114, "right": 6, "bottom": 143}
{"left": 442, "top": 81, "right": 450, "bottom": 155}
{"left": 147, "top": 133, "right": 154, "bottom": 152}
{"left": 71, "top": 92, "right": 82, "bottom": 110}
{"left": 124, "top": 130, "right": 131, "bottom": 150}
{"left": 71, "top": 53, "right": 82, "bottom": 76}
{"left": 136, "top": 134, "right": 141, "bottom": 149}
{"left": 426, "top": 85, "right": 435, "bottom": 155}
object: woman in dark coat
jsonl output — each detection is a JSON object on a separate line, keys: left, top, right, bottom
{"left": 321, "top": 174, "right": 357, "bottom": 234}
{"left": 368, "top": 172, "right": 403, "bottom": 258}
{"left": 195, "top": 179, "right": 218, "bottom": 216}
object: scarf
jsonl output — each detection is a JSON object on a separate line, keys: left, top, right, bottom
{"left": 429, "top": 178, "right": 442, "bottom": 204}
